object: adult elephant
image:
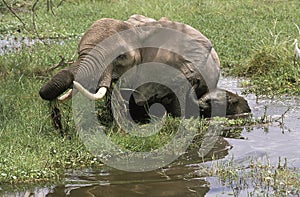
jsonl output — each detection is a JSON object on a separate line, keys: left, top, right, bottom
{"left": 39, "top": 15, "right": 250, "bottom": 122}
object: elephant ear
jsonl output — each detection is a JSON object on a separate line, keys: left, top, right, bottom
{"left": 137, "top": 20, "right": 216, "bottom": 91}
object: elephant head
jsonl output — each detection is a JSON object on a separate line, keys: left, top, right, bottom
{"left": 196, "top": 88, "right": 251, "bottom": 118}
{"left": 39, "top": 18, "right": 141, "bottom": 101}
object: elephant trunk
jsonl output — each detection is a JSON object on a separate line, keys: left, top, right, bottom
{"left": 39, "top": 69, "right": 74, "bottom": 100}
{"left": 39, "top": 61, "right": 81, "bottom": 100}
{"left": 73, "top": 64, "right": 113, "bottom": 100}
{"left": 98, "top": 64, "right": 113, "bottom": 88}
{"left": 189, "top": 86, "right": 210, "bottom": 110}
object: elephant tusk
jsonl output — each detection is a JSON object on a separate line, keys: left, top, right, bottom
{"left": 58, "top": 89, "right": 74, "bottom": 101}
{"left": 73, "top": 81, "right": 107, "bottom": 100}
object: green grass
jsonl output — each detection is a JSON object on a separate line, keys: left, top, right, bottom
{"left": 1, "top": 0, "right": 300, "bottom": 95}
{"left": 0, "top": 0, "right": 299, "bottom": 190}
{"left": 0, "top": 70, "right": 102, "bottom": 184}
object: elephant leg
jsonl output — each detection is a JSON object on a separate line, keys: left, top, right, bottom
{"left": 128, "top": 93, "right": 186, "bottom": 123}
{"left": 162, "top": 94, "right": 181, "bottom": 118}
{"left": 128, "top": 95, "right": 173, "bottom": 123}
{"left": 128, "top": 94, "right": 151, "bottom": 124}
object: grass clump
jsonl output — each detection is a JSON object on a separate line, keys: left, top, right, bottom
{"left": 0, "top": 40, "right": 98, "bottom": 184}
{"left": 234, "top": 40, "right": 300, "bottom": 96}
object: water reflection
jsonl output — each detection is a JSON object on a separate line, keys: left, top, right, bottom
{"left": 50, "top": 138, "right": 230, "bottom": 197}
{"left": 48, "top": 171, "right": 209, "bottom": 197}
{"left": 1, "top": 137, "right": 231, "bottom": 197}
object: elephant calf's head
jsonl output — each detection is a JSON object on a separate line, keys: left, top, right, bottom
{"left": 197, "top": 89, "right": 251, "bottom": 118}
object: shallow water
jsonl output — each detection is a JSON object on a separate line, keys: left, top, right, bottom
{"left": 1, "top": 138, "right": 230, "bottom": 197}
{"left": 0, "top": 37, "right": 37, "bottom": 55}
{"left": 0, "top": 36, "right": 67, "bottom": 55}
{"left": 218, "top": 75, "right": 300, "bottom": 168}
{"left": 1, "top": 76, "right": 300, "bottom": 196}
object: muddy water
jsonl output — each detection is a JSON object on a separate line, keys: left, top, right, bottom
{"left": 1, "top": 75, "right": 300, "bottom": 196}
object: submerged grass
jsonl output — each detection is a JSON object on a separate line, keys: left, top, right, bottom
{"left": 204, "top": 157, "right": 300, "bottom": 196}
{"left": 0, "top": 0, "right": 299, "bottom": 190}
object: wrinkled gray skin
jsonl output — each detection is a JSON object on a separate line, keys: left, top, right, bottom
{"left": 39, "top": 18, "right": 139, "bottom": 100}
{"left": 39, "top": 15, "right": 250, "bottom": 122}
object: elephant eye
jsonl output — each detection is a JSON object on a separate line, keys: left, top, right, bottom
{"left": 117, "top": 54, "right": 127, "bottom": 60}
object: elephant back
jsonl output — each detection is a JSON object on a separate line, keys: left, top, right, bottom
{"left": 138, "top": 20, "right": 220, "bottom": 98}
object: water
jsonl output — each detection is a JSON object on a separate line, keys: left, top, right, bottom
{"left": 0, "top": 36, "right": 67, "bottom": 55}
{"left": 0, "top": 36, "right": 37, "bottom": 55}
{"left": 218, "top": 76, "right": 300, "bottom": 168}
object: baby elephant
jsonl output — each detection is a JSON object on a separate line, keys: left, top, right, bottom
{"left": 124, "top": 87, "right": 250, "bottom": 123}
{"left": 196, "top": 89, "right": 251, "bottom": 118}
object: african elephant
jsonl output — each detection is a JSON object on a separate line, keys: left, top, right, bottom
{"left": 39, "top": 15, "right": 250, "bottom": 123}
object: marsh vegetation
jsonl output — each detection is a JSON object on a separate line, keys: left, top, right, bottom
{"left": 0, "top": 0, "right": 299, "bottom": 196}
